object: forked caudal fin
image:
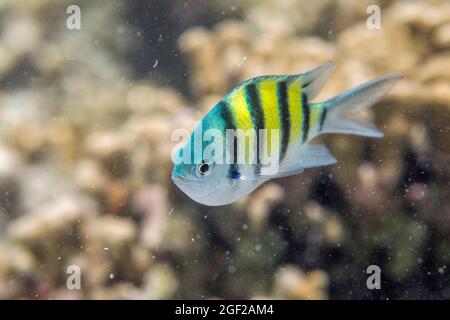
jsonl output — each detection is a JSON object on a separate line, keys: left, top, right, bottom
{"left": 319, "top": 72, "right": 403, "bottom": 138}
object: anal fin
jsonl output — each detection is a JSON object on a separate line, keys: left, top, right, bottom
{"left": 297, "top": 142, "right": 337, "bottom": 169}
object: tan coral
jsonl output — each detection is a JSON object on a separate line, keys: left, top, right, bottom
{"left": 273, "top": 265, "right": 329, "bottom": 300}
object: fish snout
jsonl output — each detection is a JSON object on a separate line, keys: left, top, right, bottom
{"left": 171, "top": 172, "right": 186, "bottom": 184}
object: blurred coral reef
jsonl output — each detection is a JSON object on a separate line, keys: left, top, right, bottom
{"left": 0, "top": 0, "right": 449, "bottom": 299}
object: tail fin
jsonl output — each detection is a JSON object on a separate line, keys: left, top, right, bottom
{"left": 320, "top": 73, "right": 402, "bottom": 138}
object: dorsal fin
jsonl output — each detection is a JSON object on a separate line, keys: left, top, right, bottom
{"left": 289, "top": 62, "right": 336, "bottom": 100}
{"left": 226, "top": 62, "right": 336, "bottom": 101}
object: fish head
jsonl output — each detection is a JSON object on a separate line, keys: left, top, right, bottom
{"left": 171, "top": 142, "right": 234, "bottom": 206}
{"left": 171, "top": 124, "right": 265, "bottom": 206}
{"left": 171, "top": 159, "right": 235, "bottom": 206}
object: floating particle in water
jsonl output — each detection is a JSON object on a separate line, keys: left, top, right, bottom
{"left": 109, "top": 273, "right": 115, "bottom": 279}
{"left": 153, "top": 59, "right": 159, "bottom": 69}
{"left": 237, "top": 56, "right": 247, "bottom": 67}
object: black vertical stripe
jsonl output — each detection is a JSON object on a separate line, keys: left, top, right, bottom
{"left": 277, "top": 81, "right": 290, "bottom": 161}
{"left": 219, "top": 101, "right": 239, "bottom": 179}
{"left": 245, "top": 84, "right": 265, "bottom": 130}
{"left": 301, "top": 94, "right": 310, "bottom": 143}
{"left": 319, "top": 108, "right": 327, "bottom": 132}
{"left": 245, "top": 84, "right": 265, "bottom": 167}
{"left": 219, "top": 100, "right": 235, "bottom": 130}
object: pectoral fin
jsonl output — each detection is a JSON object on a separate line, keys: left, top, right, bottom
{"left": 262, "top": 142, "right": 337, "bottom": 179}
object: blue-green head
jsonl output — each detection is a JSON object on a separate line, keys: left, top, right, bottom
{"left": 171, "top": 125, "right": 233, "bottom": 206}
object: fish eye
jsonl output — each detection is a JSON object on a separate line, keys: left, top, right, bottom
{"left": 197, "top": 160, "right": 211, "bottom": 176}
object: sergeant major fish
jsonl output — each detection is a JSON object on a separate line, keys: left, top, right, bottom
{"left": 171, "top": 63, "right": 402, "bottom": 206}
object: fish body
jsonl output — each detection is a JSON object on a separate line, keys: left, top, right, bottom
{"left": 172, "top": 63, "right": 402, "bottom": 206}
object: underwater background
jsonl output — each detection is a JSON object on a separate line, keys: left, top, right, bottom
{"left": 0, "top": 0, "right": 449, "bottom": 299}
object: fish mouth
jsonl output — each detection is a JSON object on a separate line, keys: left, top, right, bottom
{"left": 171, "top": 173, "right": 186, "bottom": 184}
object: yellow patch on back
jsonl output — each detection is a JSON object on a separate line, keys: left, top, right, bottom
{"left": 259, "top": 80, "right": 280, "bottom": 130}
{"left": 287, "top": 81, "right": 302, "bottom": 143}
{"left": 226, "top": 88, "right": 253, "bottom": 130}
{"left": 225, "top": 88, "right": 254, "bottom": 164}
{"left": 259, "top": 80, "right": 281, "bottom": 155}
